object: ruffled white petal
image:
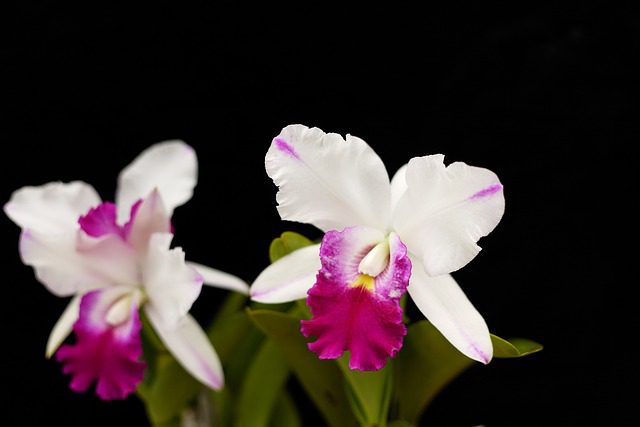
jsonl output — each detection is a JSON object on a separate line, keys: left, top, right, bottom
{"left": 127, "top": 190, "right": 171, "bottom": 253}
{"left": 142, "top": 233, "right": 203, "bottom": 329}
{"left": 187, "top": 262, "right": 249, "bottom": 294}
{"left": 407, "top": 257, "right": 492, "bottom": 364}
{"left": 146, "top": 308, "right": 224, "bottom": 390}
{"left": 116, "top": 141, "right": 197, "bottom": 222}
{"left": 20, "top": 229, "right": 138, "bottom": 297}
{"left": 265, "top": 125, "right": 391, "bottom": 232}
{"left": 250, "top": 243, "right": 321, "bottom": 303}
{"left": 46, "top": 294, "right": 82, "bottom": 358}
{"left": 393, "top": 155, "right": 505, "bottom": 276}
{"left": 389, "top": 164, "right": 408, "bottom": 213}
{"left": 4, "top": 181, "right": 101, "bottom": 235}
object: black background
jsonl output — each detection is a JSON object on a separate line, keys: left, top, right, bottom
{"left": 1, "top": 2, "right": 636, "bottom": 426}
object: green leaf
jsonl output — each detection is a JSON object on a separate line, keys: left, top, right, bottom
{"left": 388, "top": 421, "right": 414, "bottom": 427}
{"left": 269, "top": 393, "right": 303, "bottom": 427}
{"left": 145, "top": 355, "right": 202, "bottom": 424}
{"left": 209, "top": 388, "right": 234, "bottom": 427}
{"left": 150, "top": 418, "right": 181, "bottom": 427}
{"left": 337, "top": 356, "right": 393, "bottom": 427}
{"left": 235, "top": 340, "right": 290, "bottom": 427}
{"left": 394, "top": 321, "right": 476, "bottom": 424}
{"left": 269, "top": 231, "right": 314, "bottom": 263}
{"left": 248, "top": 309, "right": 358, "bottom": 427}
{"left": 491, "top": 335, "right": 543, "bottom": 358}
{"left": 209, "top": 293, "right": 249, "bottom": 331}
{"left": 138, "top": 313, "right": 166, "bottom": 395}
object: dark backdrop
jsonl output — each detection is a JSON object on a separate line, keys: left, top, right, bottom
{"left": 1, "top": 2, "right": 636, "bottom": 426}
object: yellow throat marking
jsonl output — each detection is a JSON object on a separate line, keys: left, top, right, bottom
{"left": 350, "top": 274, "right": 375, "bottom": 292}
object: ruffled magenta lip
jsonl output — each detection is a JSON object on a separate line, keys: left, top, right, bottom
{"left": 56, "top": 289, "right": 146, "bottom": 400}
{"left": 302, "top": 283, "right": 407, "bottom": 370}
{"left": 301, "top": 226, "right": 411, "bottom": 371}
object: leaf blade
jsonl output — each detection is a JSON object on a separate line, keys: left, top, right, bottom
{"left": 248, "top": 309, "right": 358, "bottom": 427}
{"left": 394, "top": 321, "right": 475, "bottom": 424}
{"left": 269, "top": 231, "right": 313, "bottom": 263}
{"left": 235, "top": 340, "right": 290, "bottom": 427}
{"left": 491, "top": 335, "right": 543, "bottom": 358}
{"left": 337, "top": 356, "right": 393, "bottom": 427}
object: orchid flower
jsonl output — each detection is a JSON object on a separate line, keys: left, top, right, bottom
{"left": 4, "top": 141, "right": 248, "bottom": 400}
{"left": 251, "top": 125, "right": 504, "bottom": 370}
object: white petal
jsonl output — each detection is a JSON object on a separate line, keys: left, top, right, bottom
{"left": 116, "top": 141, "right": 197, "bottom": 222}
{"left": 407, "top": 257, "right": 492, "bottom": 363}
{"left": 126, "top": 189, "right": 172, "bottom": 253}
{"left": 250, "top": 243, "right": 321, "bottom": 303}
{"left": 266, "top": 125, "right": 391, "bottom": 232}
{"left": 187, "top": 262, "right": 249, "bottom": 294}
{"left": 146, "top": 308, "right": 224, "bottom": 390}
{"left": 143, "top": 233, "right": 203, "bottom": 329}
{"left": 4, "top": 181, "right": 101, "bottom": 235}
{"left": 393, "top": 155, "right": 505, "bottom": 276}
{"left": 45, "top": 295, "right": 82, "bottom": 358}
{"left": 20, "top": 229, "right": 138, "bottom": 297}
{"left": 389, "top": 164, "right": 408, "bottom": 213}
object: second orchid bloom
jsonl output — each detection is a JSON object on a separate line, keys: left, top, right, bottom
{"left": 4, "top": 142, "right": 248, "bottom": 399}
{"left": 251, "top": 125, "right": 505, "bottom": 370}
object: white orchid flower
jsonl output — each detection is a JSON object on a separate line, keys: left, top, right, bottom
{"left": 251, "top": 125, "right": 504, "bottom": 369}
{"left": 4, "top": 141, "right": 248, "bottom": 399}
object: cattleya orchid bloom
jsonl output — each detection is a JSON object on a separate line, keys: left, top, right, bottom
{"left": 4, "top": 141, "right": 248, "bottom": 400}
{"left": 251, "top": 125, "right": 505, "bottom": 370}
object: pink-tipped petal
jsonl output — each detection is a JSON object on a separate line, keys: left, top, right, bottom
{"left": 56, "top": 288, "right": 146, "bottom": 400}
{"left": 392, "top": 155, "right": 505, "bottom": 276}
{"left": 301, "top": 227, "right": 411, "bottom": 371}
{"left": 250, "top": 244, "right": 322, "bottom": 303}
{"left": 266, "top": 125, "right": 392, "bottom": 232}
{"left": 146, "top": 308, "right": 224, "bottom": 390}
{"left": 407, "top": 257, "right": 493, "bottom": 364}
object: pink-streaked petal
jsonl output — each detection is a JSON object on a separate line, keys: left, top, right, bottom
{"left": 4, "top": 181, "right": 101, "bottom": 235}
{"left": 374, "top": 232, "right": 412, "bottom": 300}
{"left": 407, "top": 256, "right": 492, "bottom": 364}
{"left": 20, "top": 229, "right": 138, "bottom": 296}
{"left": 393, "top": 155, "right": 505, "bottom": 276}
{"left": 46, "top": 295, "right": 82, "bottom": 358}
{"left": 187, "top": 262, "right": 249, "bottom": 294}
{"left": 389, "top": 164, "right": 408, "bottom": 213}
{"left": 250, "top": 244, "right": 321, "bottom": 303}
{"left": 126, "top": 190, "right": 172, "bottom": 253}
{"left": 142, "top": 233, "right": 203, "bottom": 329}
{"left": 116, "top": 141, "right": 197, "bottom": 223}
{"left": 319, "top": 226, "right": 385, "bottom": 286}
{"left": 300, "top": 228, "right": 411, "bottom": 371}
{"left": 146, "top": 308, "right": 224, "bottom": 390}
{"left": 266, "top": 125, "right": 391, "bottom": 232}
{"left": 122, "top": 199, "right": 143, "bottom": 237}
{"left": 78, "top": 202, "right": 125, "bottom": 239}
{"left": 56, "top": 288, "right": 146, "bottom": 400}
